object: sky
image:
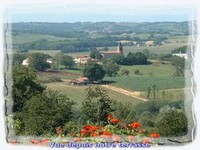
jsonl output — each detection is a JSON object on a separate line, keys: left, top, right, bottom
{"left": 4, "top": 3, "right": 194, "bottom": 23}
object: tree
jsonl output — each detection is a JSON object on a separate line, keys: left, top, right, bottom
{"left": 90, "top": 49, "right": 98, "bottom": 59}
{"left": 29, "top": 53, "right": 51, "bottom": 71}
{"left": 63, "top": 55, "right": 75, "bottom": 69}
{"left": 13, "top": 53, "right": 26, "bottom": 66}
{"left": 102, "top": 60, "right": 120, "bottom": 77}
{"left": 12, "top": 66, "right": 45, "bottom": 112}
{"left": 155, "top": 110, "right": 188, "bottom": 137}
{"left": 82, "top": 86, "right": 113, "bottom": 126}
{"left": 171, "top": 46, "right": 187, "bottom": 54}
{"left": 83, "top": 62, "right": 105, "bottom": 82}
{"left": 22, "top": 90, "right": 75, "bottom": 135}
{"left": 126, "top": 52, "right": 147, "bottom": 65}
{"left": 134, "top": 52, "right": 148, "bottom": 65}
{"left": 170, "top": 56, "right": 185, "bottom": 77}
{"left": 142, "top": 49, "right": 151, "bottom": 59}
{"left": 54, "top": 53, "right": 75, "bottom": 69}
{"left": 90, "top": 49, "right": 103, "bottom": 61}
{"left": 112, "top": 54, "right": 126, "bottom": 65}
{"left": 95, "top": 53, "right": 103, "bottom": 61}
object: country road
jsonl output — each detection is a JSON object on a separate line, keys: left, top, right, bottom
{"left": 101, "top": 85, "right": 149, "bottom": 102}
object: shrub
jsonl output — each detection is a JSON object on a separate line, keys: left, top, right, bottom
{"left": 155, "top": 110, "right": 188, "bottom": 137}
{"left": 22, "top": 90, "right": 75, "bottom": 135}
{"left": 134, "top": 69, "right": 142, "bottom": 75}
{"left": 121, "top": 69, "right": 130, "bottom": 76}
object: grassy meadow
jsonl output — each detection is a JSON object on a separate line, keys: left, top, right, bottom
{"left": 104, "top": 64, "right": 185, "bottom": 91}
{"left": 45, "top": 82, "right": 143, "bottom": 108}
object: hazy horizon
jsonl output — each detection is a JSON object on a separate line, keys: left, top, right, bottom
{"left": 4, "top": 4, "right": 193, "bottom": 23}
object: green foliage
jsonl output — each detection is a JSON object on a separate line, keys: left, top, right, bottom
{"left": 54, "top": 52, "right": 75, "bottom": 69}
{"left": 22, "top": 90, "right": 75, "bottom": 135}
{"left": 142, "top": 49, "right": 151, "bottom": 59}
{"left": 102, "top": 59, "right": 120, "bottom": 77}
{"left": 159, "top": 53, "right": 173, "bottom": 61}
{"left": 120, "top": 69, "right": 130, "bottom": 76}
{"left": 90, "top": 50, "right": 103, "bottom": 61}
{"left": 171, "top": 56, "right": 185, "bottom": 77}
{"left": 83, "top": 62, "right": 105, "bottom": 82}
{"left": 112, "top": 54, "right": 126, "bottom": 65}
{"left": 139, "top": 111, "right": 155, "bottom": 128}
{"left": 12, "top": 53, "right": 26, "bottom": 66}
{"left": 112, "top": 101, "right": 136, "bottom": 124}
{"left": 63, "top": 121, "right": 80, "bottom": 135}
{"left": 134, "top": 69, "right": 141, "bottom": 75}
{"left": 126, "top": 52, "right": 148, "bottom": 65}
{"left": 29, "top": 53, "right": 51, "bottom": 71}
{"left": 171, "top": 46, "right": 187, "bottom": 54}
{"left": 12, "top": 66, "right": 45, "bottom": 112}
{"left": 82, "top": 86, "right": 114, "bottom": 125}
{"left": 155, "top": 110, "right": 188, "bottom": 137}
{"left": 90, "top": 49, "right": 98, "bottom": 59}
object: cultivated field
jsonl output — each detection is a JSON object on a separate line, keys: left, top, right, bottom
{"left": 45, "top": 82, "right": 143, "bottom": 108}
{"left": 104, "top": 63, "right": 186, "bottom": 91}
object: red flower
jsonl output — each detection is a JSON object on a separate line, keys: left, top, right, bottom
{"left": 56, "top": 127, "right": 63, "bottom": 134}
{"left": 90, "top": 126, "right": 99, "bottom": 132}
{"left": 110, "top": 118, "right": 120, "bottom": 124}
{"left": 91, "top": 133, "right": 99, "bottom": 137}
{"left": 130, "top": 122, "right": 142, "bottom": 129}
{"left": 40, "top": 139, "right": 49, "bottom": 145}
{"left": 80, "top": 129, "right": 89, "bottom": 136}
{"left": 107, "top": 115, "right": 112, "bottom": 120}
{"left": 101, "top": 131, "right": 112, "bottom": 136}
{"left": 150, "top": 133, "right": 160, "bottom": 138}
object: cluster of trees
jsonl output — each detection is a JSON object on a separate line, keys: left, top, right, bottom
{"left": 134, "top": 99, "right": 188, "bottom": 137}
{"left": 171, "top": 46, "right": 187, "bottom": 54}
{"left": 83, "top": 60, "right": 120, "bottom": 82}
{"left": 12, "top": 66, "right": 75, "bottom": 135}
{"left": 54, "top": 52, "right": 75, "bottom": 69}
{"left": 12, "top": 22, "right": 190, "bottom": 37}
{"left": 11, "top": 66, "right": 114, "bottom": 135}
{"left": 18, "top": 38, "right": 117, "bottom": 53}
{"left": 13, "top": 52, "right": 76, "bottom": 71}
{"left": 112, "top": 52, "right": 148, "bottom": 65}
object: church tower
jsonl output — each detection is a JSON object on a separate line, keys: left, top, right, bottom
{"left": 117, "top": 42, "right": 123, "bottom": 54}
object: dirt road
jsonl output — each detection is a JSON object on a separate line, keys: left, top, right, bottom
{"left": 101, "top": 85, "right": 149, "bottom": 102}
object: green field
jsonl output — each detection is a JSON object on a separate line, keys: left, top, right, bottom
{"left": 104, "top": 64, "right": 185, "bottom": 91}
{"left": 45, "top": 82, "right": 143, "bottom": 108}
{"left": 29, "top": 50, "right": 61, "bottom": 56}
{"left": 12, "top": 33, "right": 67, "bottom": 45}
{"left": 21, "top": 34, "right": 189, "bottom": 57}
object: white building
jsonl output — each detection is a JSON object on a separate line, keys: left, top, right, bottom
{"left": 22, "top": 58, "right": 29, "bottom": 66}
{"left": 74, "top": 55, "right": 91, "bottom": 64}
{"left": 172, "top": 53, "right": 188, "bottom": 59}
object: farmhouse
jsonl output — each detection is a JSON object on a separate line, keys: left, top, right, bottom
{"left": 145, "top": 41, "right": 154, "bottom": 47}
{"left": 70, "top": 77, "right": 89, "bottom": 85}
{"left": 74, "top": 55, "right": 91, "bottom": 64}
{"left": 101, "top": 43, "right": 123, "bottom": 59}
